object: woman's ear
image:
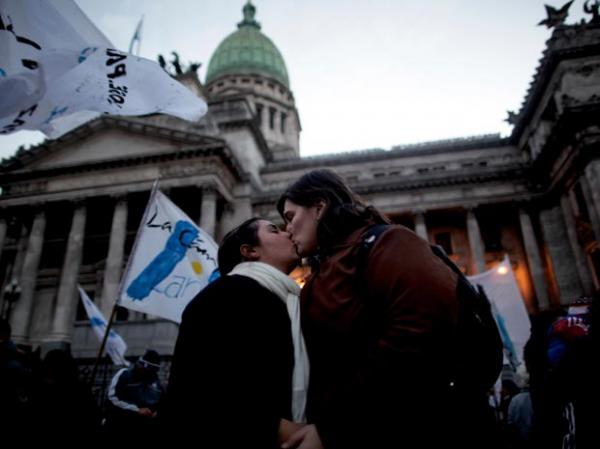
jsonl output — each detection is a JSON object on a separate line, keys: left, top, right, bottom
{"left": 240, "top": 244, "right": 259, "bottom": 261}
{"left": 315, "top": 199, "right": 327, "bottom": 220}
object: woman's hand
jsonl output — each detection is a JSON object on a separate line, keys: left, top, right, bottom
{"left": 278, "top": 419, "right": 306, "bottom": 444}
{"left": 281, "top": 424, "right": 323, "bottom": 449}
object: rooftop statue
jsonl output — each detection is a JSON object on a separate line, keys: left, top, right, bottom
{"left": 584, "top": 0, "right": 600, "bottom": 24}
{"left": 171, "top": 51, "right": 183, "bottom": 75}
{"left": 538, "top": 0, "right": 574, "bottom": 28}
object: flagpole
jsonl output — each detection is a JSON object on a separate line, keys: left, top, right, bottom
{"left": 117, "top": 178, "right": 160, "bottom": 303}
{"left": 88, "top": 179, "right": 160, "bottom": 386}
{"left": 89, "top": 303, "right": 118, "bottom": 385}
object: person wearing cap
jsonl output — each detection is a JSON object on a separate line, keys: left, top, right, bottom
{"left": 105, "top": 349, "right": 164, "bottom": 440}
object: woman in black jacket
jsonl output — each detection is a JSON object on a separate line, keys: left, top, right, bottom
{"left": 161, "top": 218, "right": 308, "bottom": 447}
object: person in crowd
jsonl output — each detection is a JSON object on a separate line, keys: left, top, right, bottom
{"left": 161, "top": 218, "right": 307, "bottom": 447}
{"left": 0, "top": 319, "right": 34, "bottom": 435}
{"left": 544, "top": 296, "right": 598, "bottom": 449}
{"left": 507, "top": 370, "right": 533, "bottom": 449}
{"left": 277, "top": 168, "right": 499, "bottom": 449}
{"left": 28, "top": 348, "right": 102, "bottom": 440}
{"left": 105, "top": 349, "right": 164, "bottom": 441}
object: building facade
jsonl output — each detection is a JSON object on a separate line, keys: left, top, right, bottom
{"left": 0, "top": 3, "right": 599, "bottom": 361}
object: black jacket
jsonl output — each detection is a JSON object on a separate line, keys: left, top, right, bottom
{"left": 161, "top": 274, "right": 294, "bottom": 448}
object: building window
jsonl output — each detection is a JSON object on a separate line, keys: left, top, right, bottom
{"left": 280, "top": 112, "right": 287, "bottom": 133}
{"left": 255, "top": 103, "right": 263, "bottom": 127}
{"left": 269, "top": 107, "right": 276, "bottom": 130}
{"left": 434, "top": 232, "right": 453, "bottom": 255}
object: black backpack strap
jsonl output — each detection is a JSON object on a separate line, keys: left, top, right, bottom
{"left": 356, "top": 224, "right": 389, "bottom": 277}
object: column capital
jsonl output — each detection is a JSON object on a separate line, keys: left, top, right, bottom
{"left": 200, "top": 184, "right": 219, "bottom": 196}
{"left": 464, "top": 203, "right": 480, "bottom": 212}
{"left": 67, "top": 196, "right": 87, "bottom": 207}
{"left": 109, "top": 192, "right": 128, "bottom": 202}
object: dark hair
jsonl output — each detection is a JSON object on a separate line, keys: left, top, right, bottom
{"left": 217, "top": 217, "right": 261, "bottom": 275}
{"left": 276, "top": 169, "right": 389, "bottom": 250}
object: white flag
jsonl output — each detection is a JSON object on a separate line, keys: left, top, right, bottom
{"left": 78, "top": 286, "right": 129, "bottom": 366}
{"left": 0, "top": 0, "right": 207, "bottom": 138}
{"left": 119, "top": 190, "right": 219, "bottom": 323}
{"left": 467, "top": 255, "right": 531, "bottom": 367}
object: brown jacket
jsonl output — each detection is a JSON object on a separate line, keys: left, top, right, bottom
{"left": 301, "top": 224, "right": 465, "bottom": 448}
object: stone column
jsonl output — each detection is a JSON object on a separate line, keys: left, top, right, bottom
{"left": 199, "top": 188, "right": 217, "bottom": 238}
{"left": 100, "top": 196, "right": 128, "bottom": 318}
{"left": 584, "top": 164, "right": 600, "bottom": 239}
{"left": 0, "top": 217, "right": 7, "bottom": 264}
{"left": 466, "top": 209, "right": 486, "bottom": 273}
{"left": 539, "top": 205, "right": 583, "bottom": 304}
{"left": 50, "top": 202, "right": 87, "bottom": 342}
{"left": 518, "top": 208, "right": 550, "bottom": 310}
{"left": 561, "top": 195, "right": 594, "bottom": 295}
{"left": 414, "top": 212, "right": 428, "bottom": 241}
{"left": 11, "top": 209, "right": 46, "bottom": 341}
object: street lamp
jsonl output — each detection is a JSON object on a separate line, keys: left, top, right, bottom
{"left": 2, "top": 279, "right": 21, "bottom": 321}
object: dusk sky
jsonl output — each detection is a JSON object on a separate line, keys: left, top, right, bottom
{"left": 0, "top": 0, "right": 588, "bottom": 159}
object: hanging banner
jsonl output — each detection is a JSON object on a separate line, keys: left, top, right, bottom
{"left": 468, "top": 255, "right": 531, "bottom": 368}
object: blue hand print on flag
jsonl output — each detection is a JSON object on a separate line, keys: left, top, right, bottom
{"left": 119, "top": 190, "right": 219, "bottom": 323}
{"left": 127, "top": 220, "right": 200, "bottom": 300}
{"left": 78, "top": 286, "right": 129, "bottom": 366}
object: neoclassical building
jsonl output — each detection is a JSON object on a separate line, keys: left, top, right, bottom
{"left": 0, "top": 3, "right": 598, "bottom": 362}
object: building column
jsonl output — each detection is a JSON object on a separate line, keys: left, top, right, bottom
{"left": 466, "top": 208, "right": 486, "bottom": 274}
{"left": 579, "top": 176, "right": 600, "bottom": 241}
{"left": 584, "top": 163, "right": 600, "bottom": 238}
{"left": 49, "top": 202, "right": 87, "bottom": 342}
{"left": 539, "top": 205, "right": 583, "bottom": 305}
{"left": 414, "top": 211, "right": 428, "bottom": 241}
{"left": 561, "top": 195, "right": 595, "bottom": 295}
{"left": 199, "top": 187, "right": 217, "bottom": 238}
{"left": 100, "top": 196, "right": 128, "bottom": 318}
{"left": 518, "top": 208, "right": 550, "bottom": 310}
{"left": 0, "top": 217, "right": 7, "bottom": 264}
{"left": 11, "top": 209, "right": 46, "bottom": 342}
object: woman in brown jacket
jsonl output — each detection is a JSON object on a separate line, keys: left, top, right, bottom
{"left": 277, "top": 169, "right": 496, "bottom": 449}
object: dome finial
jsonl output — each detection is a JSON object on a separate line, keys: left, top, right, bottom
{"left": 238, "top": 1, "right": 261, "bottom": 30}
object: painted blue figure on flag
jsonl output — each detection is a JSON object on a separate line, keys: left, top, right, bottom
{"left": 127, "top": 220, "right": 199, "bottom": 300}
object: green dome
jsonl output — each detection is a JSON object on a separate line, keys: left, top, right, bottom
{"left": 205, "top": 2, "right": 289, "bottom": 87}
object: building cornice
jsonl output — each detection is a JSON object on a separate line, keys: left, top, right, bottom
{"left": 510, "top": 23, "right": 600, "bottom": 141}
{"left": 254, "top": 163, "right": 527, "bottom": 205}
{"left": 0, "top": 116, "right": 229, "bottom": 171}
{"left": 0, "top": 144, "right": 244, "bottom": 186}
{"left": 262, "top": 134, "right": 510, "bottom": 173}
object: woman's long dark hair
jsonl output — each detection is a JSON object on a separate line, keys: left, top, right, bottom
{"left": 217, "top": 217, "right": 261, "bottom": 275}
{"left": 277, "top": 169, "right": 389, "bottom": 251}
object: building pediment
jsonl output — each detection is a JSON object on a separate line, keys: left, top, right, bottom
{"left": 1, "top": 116, "right": 226, "bottom": 172}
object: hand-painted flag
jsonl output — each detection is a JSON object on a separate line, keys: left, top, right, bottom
{"left": 118, "top": 190, "right": 219, "bottom": 323}
{"left": 0, "top": 0, "right": 207, "bottom": 138}
{"left": 78, "top": 286, "right": 129, "bottom": 366}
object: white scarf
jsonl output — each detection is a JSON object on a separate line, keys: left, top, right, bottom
{"left": 229, "top": 261, "right": 309, "bottom": 423}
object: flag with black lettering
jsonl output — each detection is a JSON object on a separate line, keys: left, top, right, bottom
{"left": 118, "top": 189, "right": 219, "bottom": 323}
{"left": 79, "top": 286, "right": 129, "bottom": 366}
{"left": 0, "top": 0, "right": 207, "bottom": 138}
